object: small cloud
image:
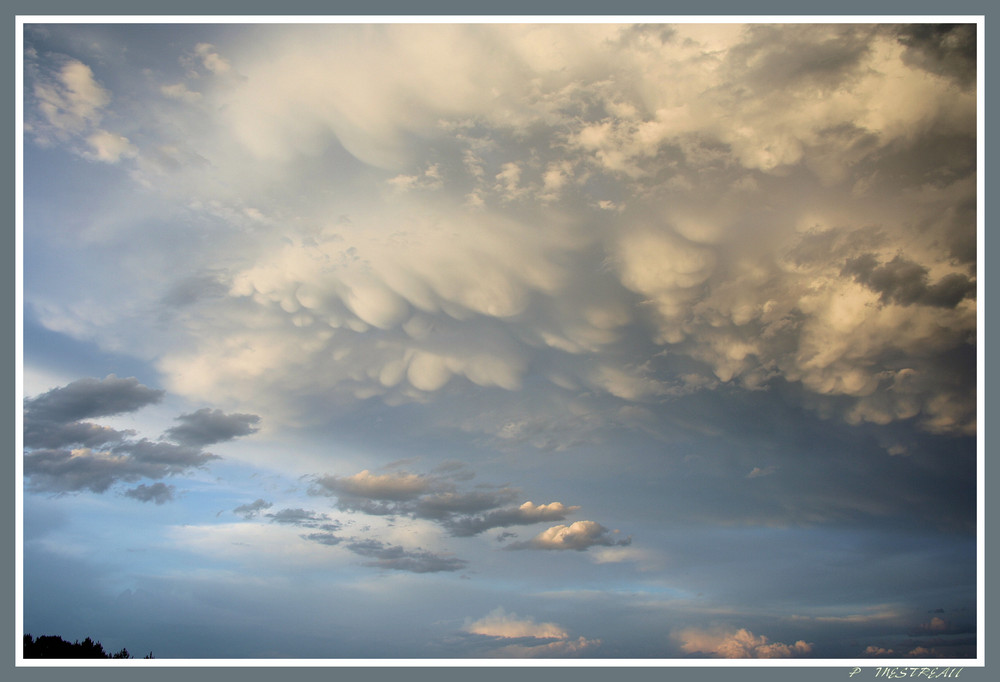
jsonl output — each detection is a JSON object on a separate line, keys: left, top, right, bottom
{"left": 163, "top": 408, "right": 260, "bottom": 446}
{"left": 676, "top": 627, "right": 813, "bottom": 659}
{"left": 343, "top": 538, "right": 466, "bottom": 573}
{"left": 747, "top": 466, "right": 777, "bottom": 479}
{"left": 464, "top": 607, "right": 567, "bottom": 640}
{"left": 24, "top": 375, "right": 164, "bottom": 426}
{"left": 85, "top": 129, "right": 137, "bottom": 163}
{"left": 463, "top": 607, "right": 601, "bottom": 658}
{"left": 32, "top": 59, "right": 109, "bottom": 136}
{"left": 233, "top": 498, "right": 272, "bottom": 519}
{"left": 124, "top": 482, "right": 175, "bottom": 505}
{"left": 160, "top": 82, "right": 202, "bottom": 102}
{"left": 194, "top": 43, "right": 231, "bottom": 75}
{"left": 266, "top": 508, "right": 331, "bottom": 528}
{"left": 863, "top": 645, "right": 896, "bottom": 656}
{"left": 442, "top": 500, "right": 580, "bottom": 537}
{"left": 311, "top": 469, "right": 431, "bottom": 502}
{"left": 507, "top": 520, "right": 631, "bottom": 551}
{"left": 590, "top": 545, "right": 662, "bottom": 570}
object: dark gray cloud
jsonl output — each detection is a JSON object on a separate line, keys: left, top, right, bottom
{"left": 896, "top": 24, "right": 976, "bottom": 87}
{"left": 161, "top": 272, "right": 229, "bottom": 307}
{"left": 343, "top": 539, "right": 467, "bottom": 573}
{"left": 301, "top": 531, "right": 343, "bottom": 546}
{"left": 24, "top": 375, "right": 164, "bottom": 425}
{"left": 23, "top": 420, "right": 134, "bottom": 450}
{"left": 441, "top": 501, "right": 580, "bottom": 537}
{"left": 725, "top": 24, "right": 876, "bottom": 94}
{"left": 413, "top": 489, "right": 519, "bottom": 520}
{"left": 310, "top": 467, "right": 593, "bottom": 538}
{"left": 842, "top": 254, "right": 975, "bottom": 308}
{"left": 163, "top": 408, "right": 260, "bottom": 446}
{"left": 233, "top": 498, "right": 272, "bottom": 519}
{"left": 124, "top": 482, "right": 175, "bottom": 505}
{"left": 265, "top": 508, "right": 332, "bottom": 528}
{"left": 23, "top": 378, "right": 221, "bottom": 497}
{"left": 24, "top": 442, "right": 218, "bottom": 494}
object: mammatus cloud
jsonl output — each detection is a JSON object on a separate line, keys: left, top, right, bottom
{"left": 95, "top": 23, "right": 970, "bottom": 442}
{"left": 22, "top": 377, "right": 258, "bottom": 497}
{"left": 507, "top": 520, "right": 631, "bottom": 551}
{"left": 463, "top": 607, "right": 601, "bottom": 657}
{"left": 676, "top": 627, "right": 813, "bottom": 658}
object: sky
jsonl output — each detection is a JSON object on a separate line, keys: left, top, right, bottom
{"left": 18, "top": 21, "right": 979, "bottom": 660}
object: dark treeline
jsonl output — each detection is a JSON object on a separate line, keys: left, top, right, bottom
{"left": 23, "top": 634, "right": 154, "bottom": 659}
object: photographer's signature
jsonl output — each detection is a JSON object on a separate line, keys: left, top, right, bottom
{"left": 849, "top": 668, "right": 964, "bottom": 679}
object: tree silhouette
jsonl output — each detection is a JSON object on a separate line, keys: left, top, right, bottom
{"left": 23, "top": 634, "right": 153, "bottom": 659}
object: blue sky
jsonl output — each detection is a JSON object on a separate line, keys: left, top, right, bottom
{"left": 19, "top": 21, "right": 979, "bottom": 660}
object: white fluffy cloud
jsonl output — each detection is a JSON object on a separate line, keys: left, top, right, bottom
{"left": 676, "top": 627, "right": 813, "bottom": 658}
{"left": 464, "top": 607, "right": 568, "bottom": 640}
{"left": 510, "top": 520, "right": 631, "bottom": 551}
{"left": 463, "top": 607, "right": 601, "bottom": 657}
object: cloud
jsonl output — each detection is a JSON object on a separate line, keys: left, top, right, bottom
{"left": 463, "top": 607, "right": 601, "bottom": 657}
{"left": 124, "top": 482, "right": 175, "bottom": 505}
{"left": 31, "top": 58, "right": 109, "bottom": 137}
{"left": 442, "top": 501, "right": 580, "bottom": 537}
{"left": 309, "top": 467, "right": 594, "bottom": 542}
{"left": 842, "top": 254, "right": 975, "bottom": 308}
{"left": 342, "top": 539, "right": 467, "bottom": 573}
{"left": 265, "top": 508, "right": 334, "bottom": 528}
{"left": 676, "top": 627, "right": 813, "bottom": 658}
{"left": 114, "top": 23, "right": 972, "bottom": 442}
{"left": 413, "top": 489, "right": 521, "bottom": 520}
{"left": 896, "top": 24, "right": 976, "bottom": 87}
{"left": 747, "top": 466, "right": 777, "bottom": 479}
{"left": 508, "top": 520, "right": 632, "bottom": 551}
{"left": 22, "top": 377, "right": 220, "bottom": 496}
{"left": 233, "top": 498, "right": 272, "bottom": 519}
{"left": 312, "top": 469, "right": 432, "bottom": 502}
{"left": 163, "top": 408, "right": 261, "bottom": 446}
{"left": 160, "top": 82, "right": 202, "bottom": 102}
{"left": 193, "top": 43, "right": 232, "bottom": 75}
{"left": 85, "top": 129, "right": 137, "bottom": 163}
{"left": 24, "top": 375, "right": 164, "bottom": 428}
{"left": 465, "top": 607, "right": 567, "bottom": 639}
{"left": 863, "top": 645, "right": 896, "bottom": 656}
{"left": 23, "top": 442, "right": 217, "bottom": 495}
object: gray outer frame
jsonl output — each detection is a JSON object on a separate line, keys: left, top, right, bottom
{"left": 5, "top": 2, "right": 994, "bottom": 682}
